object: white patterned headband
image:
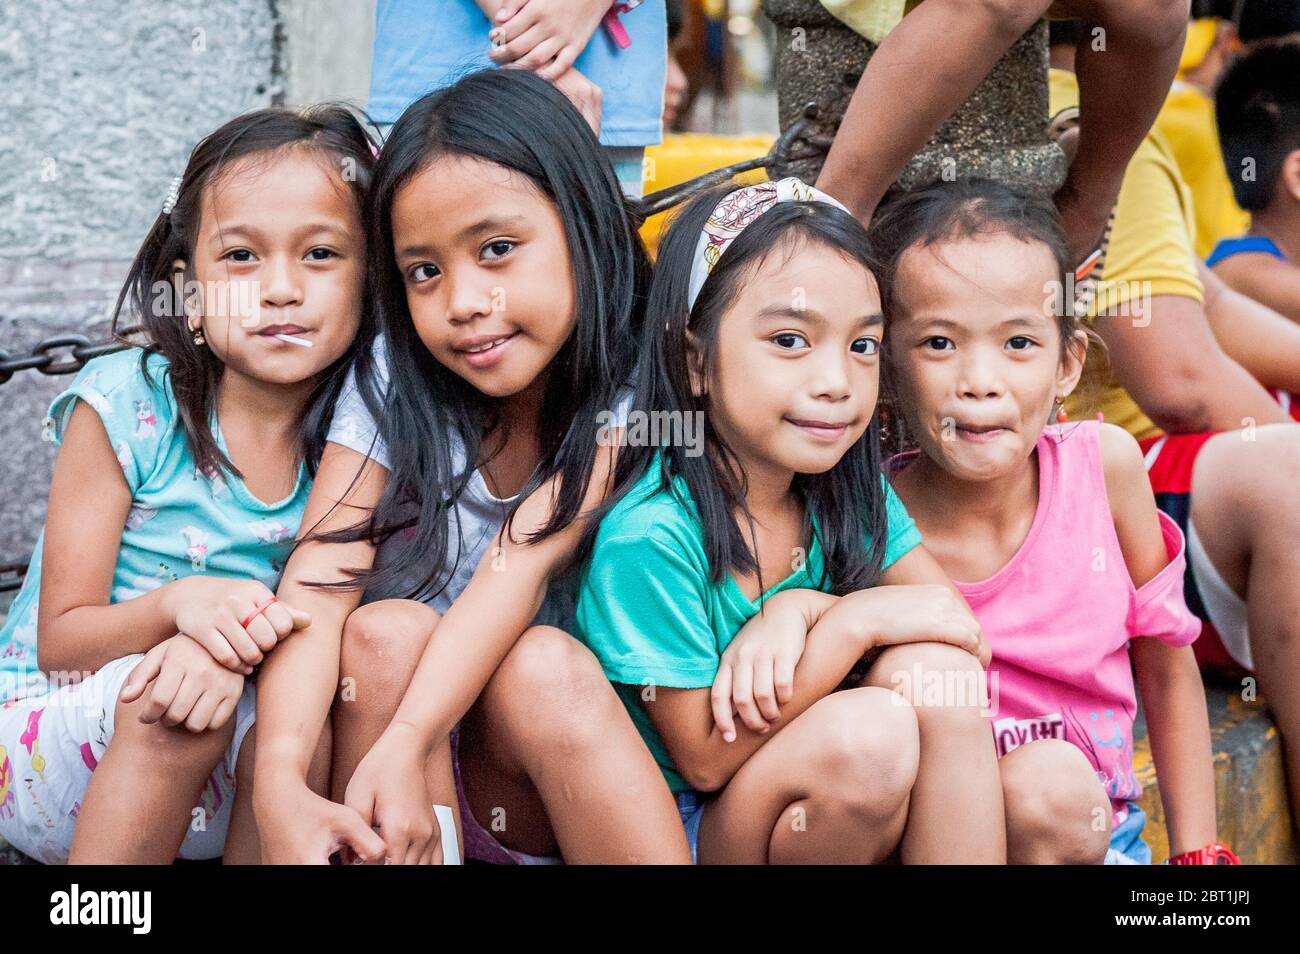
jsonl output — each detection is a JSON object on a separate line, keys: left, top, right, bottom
{"left": 686, "top": 176, "right": 851, "bottom": 311}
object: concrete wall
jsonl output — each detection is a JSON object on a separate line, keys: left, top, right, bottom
{"left": 0, "top": 0, "right": 374, "bottom": 609}
{"left": 281, "top": 1, "right": 375, "bottom": 110}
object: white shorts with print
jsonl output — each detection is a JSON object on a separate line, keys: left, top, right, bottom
{"left": 0, "top": 654, "right": 255, "bottom": 863}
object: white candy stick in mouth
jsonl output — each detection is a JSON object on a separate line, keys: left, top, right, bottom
{"left": 273, "top": 333, "right": 313, "bottom": 347}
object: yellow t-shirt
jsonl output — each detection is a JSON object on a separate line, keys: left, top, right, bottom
{"left": 1050, "top": 69, "right": 1204, "bottom": 442}
{"left": 818, "top": 0, "right": 1073, "bottom": 42}
{"left": 1157, "top": 80, "right": 1251, "bottom": 259}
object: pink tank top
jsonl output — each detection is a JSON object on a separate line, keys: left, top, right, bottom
{"left": 896, "top": 421, "right": 1200, "bottom": 826}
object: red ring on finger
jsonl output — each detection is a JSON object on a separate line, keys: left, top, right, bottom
{"left": 240, "top": 595, "right": 278, "bottom": 630}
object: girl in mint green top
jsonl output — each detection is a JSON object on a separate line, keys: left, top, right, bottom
{"left": 577, "top": 458, "right": 921, "bottom": 795}
{"left": 573, "top": 178, "right": 1006, "bottom": 864}
{"left": 0, "top": 105, "right": 376, "bottom": 864}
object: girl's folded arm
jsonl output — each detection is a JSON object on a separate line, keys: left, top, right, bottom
{"left": 645, "top": 588, "right": 878, "bottom": 794}
{"left": 385, "top": 442, "right": 618, "bottom": 755}
{"left": 37, "top": 400, "right": 174, "bottom": 674}
{"left": 255, "top": 442, "right": 387, "bottom": 787}
{"left": 1099, "top": 422, "right": 1217, "bottom": 853}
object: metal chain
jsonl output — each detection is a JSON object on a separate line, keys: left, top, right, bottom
{"left": 0, "top": 563, "right": 26, "bottom": 595}
{"left": 0, "top": 324, "right": 142, "bottom": 386}
{"left": 0, "top": 325, "right": 143, "bottom": 591}
{"left": 640, "top": 110, "right": 827, "bottom": 217}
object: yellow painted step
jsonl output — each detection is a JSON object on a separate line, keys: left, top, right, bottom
{"left": 1135, "top": 679, "right": 1297, "bottom": 864}
{"left": 640, "top": 133, "right": 775, "bottom": 257}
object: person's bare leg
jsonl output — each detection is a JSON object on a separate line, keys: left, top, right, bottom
{"left": 464, "top": 625, "right": 691, "bottom": 864}
{"left": 1060, "top": 0, "right": 1188, "bottom": 263}
{"left": 222, "top": 720, "right": 335, "bottom": 865}
{"left": 1000, "top": 739, "right": 1111, "bottom": 863}
{"left": 331, "top": 600, "right": 441, "bottom": 792}
{"left": 696, "top": 687, "right": 919, "bottom": 864}
{"left": 68, "top": 693, "right": 234, "bottom": 864}
{"left": 817, "top": 0, "right": 1048, "bottom": 222}
{"left": 865, "top": 642, "right": 1006, "bottom": 863}
{"left": 330, "top": 598, "right": 461, "bottom": 862}
{"left": 1191, "top": 424, "right": 1300, "bottom": 834}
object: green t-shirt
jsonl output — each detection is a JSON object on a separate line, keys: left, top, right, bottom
{"left": 573, "top": 460, "right": 923, "bottom": 793}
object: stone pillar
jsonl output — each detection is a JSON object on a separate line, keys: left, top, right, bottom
{"left": 762, "top": 0, "right": 1066, "bottom": 195}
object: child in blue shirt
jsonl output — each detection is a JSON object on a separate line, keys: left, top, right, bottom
{"left": 369, "top": 0, "right": 666, "bottom": 196}
{"left": 1208, "top": 36, "right": 1300, "bottom": 326}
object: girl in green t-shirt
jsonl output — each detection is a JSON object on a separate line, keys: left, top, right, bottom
{"left": 574, "top": 178, "right": 1006, "bottom": 863}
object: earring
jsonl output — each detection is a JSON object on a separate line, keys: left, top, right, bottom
{"left": 191, "top": 322, "right": 205, "bottom": 347}
{"left": 1055, "top": 398, "right": 1068, "bottom": 423}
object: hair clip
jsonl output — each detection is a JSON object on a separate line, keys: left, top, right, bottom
{"left": 162, "top": 175, "right": 182, "bottom": 216}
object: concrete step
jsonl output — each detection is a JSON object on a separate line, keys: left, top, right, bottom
{"left": 1134, "top": 678, "right": 1297, "bottom": 864}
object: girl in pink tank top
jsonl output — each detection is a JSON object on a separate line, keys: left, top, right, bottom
{"left": 874, "top": 179, "right": 1234, "bottom": 865}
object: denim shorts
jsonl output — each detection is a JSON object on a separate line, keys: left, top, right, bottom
{"left": 675, "top": 789, "right": 706, "bottom": 865}
{"left": 1104, "top": 801, "right": 1152, "bottom": 865}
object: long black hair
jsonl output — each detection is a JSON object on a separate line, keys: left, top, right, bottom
{"left": 581, "top": 182, "right": 891, "bottom": 597}
{"left": 113, "top": 104, "right": 377, "bottom": 479}
{"left": 335, "top": 68, "right": 651, "bottom": 602}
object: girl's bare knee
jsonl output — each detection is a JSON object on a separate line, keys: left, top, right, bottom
{"left": 1002, "top": 740, "right": 1110, "bottom": 863}
{"left": 806, "top": 689, "right": 919, "bottom": 817}
{"left": 486, "top": 626, "right": 618, "bottom": 748}
{"left": 112, "top": 693, "right": 234, "bottom": 774}
{"left": 492, "top": 626, "right": 609, "bottom": 708}
{"left": 869, "top": 642, "right": 990, "bottom": 724}
{"left": 1073, "top": 0, "right": 1188, "bottom": 48}
{"left": 340, "top": 599, "right": 439, "bottom": 671}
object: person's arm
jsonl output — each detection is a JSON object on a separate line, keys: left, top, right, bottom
{"left": 36, "top": 400, "right": 165, "bottom": 674}
{"left": 876, "top": 543, "right": 989, "bottom": 668}
{"left": 650, "top": 588, "right": 866, "bottom": 793}
{"left": 252, "top": 440, "right": 391, "bottom": 863}
{"left": 816, "top": 0, "right": 1037, "bottom": 223}
{"left": 1099, "top": 423, "right": 1216, "bottom": 855}
{"left": 254, "top": 442, "right": 386, "bottom": 789}
{"left": 1199, "top": 260, "right": 1300, "bottom": 394}
{"left": 380, "top": 442, "right": 619, "bottom": 756}
{"left": 709, "top": 532, "right": 990, "bottom": 738}
{"left": 651, "top": 575, "right": 983, "bottom": 793}
{"left": 1212, "top": 251, "right": 1300, "bottom": 325}
{"left": 1094, "top": 294, "right": 1290, "bottom": 433}
{"left": 1130, "top": 639, "right": 1217, "bottom": 855}
{"left": 484, "top": 0, "right": 617, "bottom": 80}
{"left": 38, "top": 398, "right": 307, "bottom": 678}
